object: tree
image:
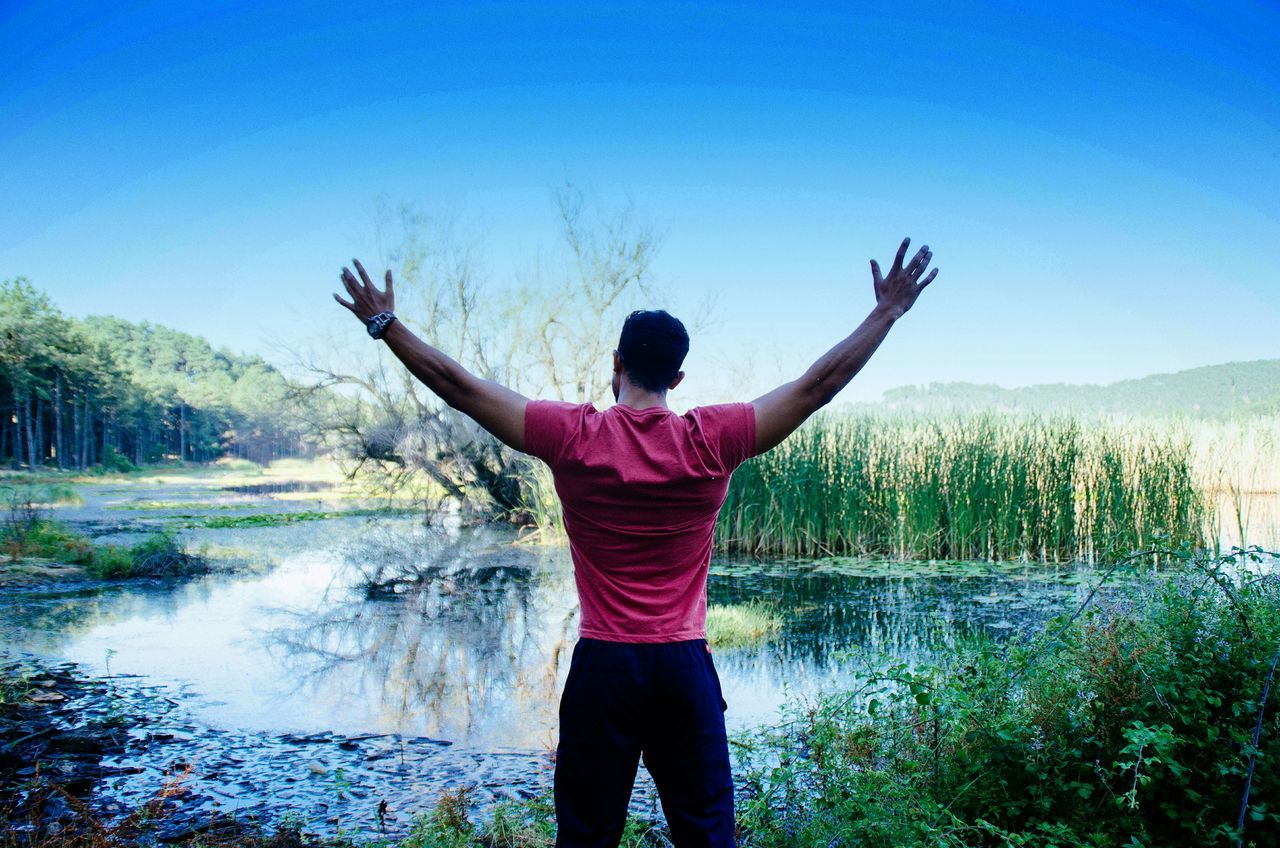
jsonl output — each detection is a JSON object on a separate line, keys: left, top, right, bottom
{"left": 300, "top": 189, "right": 675, "bottom": 520}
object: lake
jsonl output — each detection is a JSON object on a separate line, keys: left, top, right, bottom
{"left": 0, "top": 467, "right": 1218, "bottom": 833}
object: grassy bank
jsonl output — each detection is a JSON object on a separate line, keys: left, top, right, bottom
{"left": 0, "top": 511, "right": 205, "bottom": 582}
{"left": 734, "top": 546, "right": 1280, "bottom": 847}
{"left": 715, "top": 415, "right": 1212, "bottom": 562}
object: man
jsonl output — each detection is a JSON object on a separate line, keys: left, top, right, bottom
{"left": 334, "top": 237, "right": 937, "bottom": 847}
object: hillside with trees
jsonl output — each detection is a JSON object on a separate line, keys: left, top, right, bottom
{"left": 873, "top": 360, "right": 1280, "bottom": 419}
{"left": 0, "top": 277, "right": 311, "bottom": 469}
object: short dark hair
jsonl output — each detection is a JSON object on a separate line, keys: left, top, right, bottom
{"left": 617, "top": 310, "right": 689, "bottom": 393}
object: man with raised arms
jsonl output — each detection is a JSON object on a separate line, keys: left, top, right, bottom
{"left": 334, "top": 237, "right": 938, "bottom": 848}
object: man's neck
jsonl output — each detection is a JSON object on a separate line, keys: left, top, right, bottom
{"left": 615, "top": 385, "right": 670, "bottom": 410}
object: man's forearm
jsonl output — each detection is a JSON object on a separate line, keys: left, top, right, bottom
{"left": 380, "top": 320, "right": 471, "bottom": 407}
{"left": 797, "top": 304, "right": 898, "bottom": 408}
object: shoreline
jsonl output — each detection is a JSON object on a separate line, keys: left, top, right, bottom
{"left": 0, "top": 651, "right": 561, "bottom": 842}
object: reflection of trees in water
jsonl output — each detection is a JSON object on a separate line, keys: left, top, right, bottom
{"left": 0, "top": 576, "right": 224, "bottom": 653}
{"left": 267, "top": 526, "right": 579, "bottom": 746}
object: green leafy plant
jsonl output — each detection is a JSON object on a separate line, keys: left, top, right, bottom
{"left": 734, "top": 547, "right": 1280, "bottom": 847}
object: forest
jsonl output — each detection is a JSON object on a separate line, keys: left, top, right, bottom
{"left": 0, "top": 278, "right": 310, "bottom": 469}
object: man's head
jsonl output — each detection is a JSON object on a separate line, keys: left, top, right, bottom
{"left": 612, "top": 309, "right": 689, "bottom": 398}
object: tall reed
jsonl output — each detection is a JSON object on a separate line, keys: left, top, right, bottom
{"left": 714, "top": 415, "right": 1211, "bottom": 562}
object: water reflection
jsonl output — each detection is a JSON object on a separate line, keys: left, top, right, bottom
{"left": 0, "top": 518, "right": 1104, "bottom": 749}
{"left": 267, "top": 526, "right": 579, "bottom": 748}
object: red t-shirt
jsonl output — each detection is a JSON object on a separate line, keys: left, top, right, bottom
{"left": 524, "top": 401, "right": 757, "bottom": 643}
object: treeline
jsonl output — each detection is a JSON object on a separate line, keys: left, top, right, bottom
{"left": 876, "top": 359, "right": 1280, "bottom": 420}
{"left": 0, "top": 277, "right": 311, "bottom": 469}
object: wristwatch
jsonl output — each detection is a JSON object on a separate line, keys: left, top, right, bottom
{"left": 366, "top": 311, "right": 397, "bottom": 340}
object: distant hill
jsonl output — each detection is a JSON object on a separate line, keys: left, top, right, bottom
{"left": 871, "top": 360, "right": 1280, "bottom": 420}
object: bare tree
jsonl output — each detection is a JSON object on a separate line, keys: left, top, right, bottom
{"left": 297, "top": 188, "right": 676, "bottom": 522}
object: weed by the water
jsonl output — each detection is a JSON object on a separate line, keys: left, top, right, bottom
{"left": 189, "top": 507, "right": 412, "bottom": 529}
{"left": 85, "top": 531, "right": 206, "bottom": 580}
{"left": 0, "top": 492, "right": 206, "bottom": 580}
{"left": 715, "top": 414, "right": 1212, "bottom": 562}
{"left": 399, "top": 788, "right": 662, "bottom": 848}
{"left": 107, "top": 500, "right": 258, "bottom": 512}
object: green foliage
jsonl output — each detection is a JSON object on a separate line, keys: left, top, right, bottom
{"left": 189, "top": 507, "right": 409, "bottom": 528}
{"left": 735, "top": 547, "right": 1280, "bottom": 847}
{"left": 0, "top": 487, "right": 206, "bottom": 580}
{"left": 1, "top": 516, "right": 94, "bottom": 565}
{"left": 84, "top": 530, "right": 207, "bottom": 580}
{"left": 0, "top": 277, "right": 313, "bottom": 471}
{"left": 95, "top": 445, "right": 137, "bottom": 474}
{"left": 398, "top": 788, "right": 661, "bottom": 848}
{"left": 716, "top": 415, "right": 1211, "bottom": 562}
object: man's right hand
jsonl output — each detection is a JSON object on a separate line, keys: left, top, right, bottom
{"left": 334, "top": 259, "right": 396, "bottom": 323}
{"left": 870, "top": 237, "right": 938, "bottom": 320}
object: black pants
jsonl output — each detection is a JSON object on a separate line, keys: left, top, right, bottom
{"left": 554, "top": 638, "right": 735, "bottom": 848}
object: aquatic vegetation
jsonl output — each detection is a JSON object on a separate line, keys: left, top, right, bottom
{"left": 188, "top": 507, "right": 414, "bottom": 528}
{"left": 734, "top": 546, "right": 1280, "bottom": 847}
{"left": 86, "top": 531, "right": 207, "bottom": 580}
{"left": 706, "top": 601, "right": 783, "bottom": 649}
{"left": 716, "top": 414, "right": 1212, "bottom": 562}
{"left": 107, "top": 500, "right": 258, "bottom": 511}
{"left": 0, "top": 490, "right": 207, "bottom": 581}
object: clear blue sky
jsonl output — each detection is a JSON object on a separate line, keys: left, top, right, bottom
{"left": 2, "top": 1, "right": 1277, "bottom": 404}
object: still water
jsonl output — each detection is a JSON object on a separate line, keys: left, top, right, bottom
{"left": 3, "top": 518, "right": 1098, "bottom": 749}
{"left": 0, "top": 476, "right": 1131, "bottom": 829}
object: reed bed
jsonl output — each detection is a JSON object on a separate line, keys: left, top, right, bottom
{"left": 715, "top": 415, "right": 1211, "bottom": 562}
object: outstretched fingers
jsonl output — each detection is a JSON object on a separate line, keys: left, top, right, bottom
{"left": 333, "top": 292, "right": 357, "bottom": 313}
{"left": 340, "top": 268, "right": 363, "bottom": 300}
{"left": 917, "top": 267, "right": 939, "bottom": 290}
{"left": 892, "top": 237, "right": 911, "bottom": 273}
{"left": 353, "top": 258, "right": 374, "bottom": 288}
{"left": 906, "top": 245, "right": 931, "bottom": 277}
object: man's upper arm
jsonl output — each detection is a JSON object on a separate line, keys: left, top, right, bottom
{"left": 751, "top": 380, "right": 823, "bottom": 455}
{"left": 450, "top": 375, "right": 529, "bottom": 452}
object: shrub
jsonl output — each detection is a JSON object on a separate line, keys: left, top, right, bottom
{"left": 84, "top": 531, "right": 207, "bottom": 580}
{"left": 735, "top": 547, "right": 1280, "bottom": 847}
{"left": 97, "top": 445, "right": 138, "bottom": 474}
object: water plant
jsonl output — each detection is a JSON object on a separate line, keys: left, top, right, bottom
{"left": 716, "top": 414, "right": 1212, "bottom": 562}
{"left": 188, "top": 507, "right": 413, "bottom": 529}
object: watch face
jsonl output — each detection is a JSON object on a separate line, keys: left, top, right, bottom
{"left": 367, "top": 312, "right": 394, "bottom": 338}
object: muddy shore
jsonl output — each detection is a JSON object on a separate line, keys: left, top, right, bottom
{"left": 1, "top": 652, "right": 559, "bottom": 841}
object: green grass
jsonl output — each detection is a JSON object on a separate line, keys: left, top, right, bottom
{"left": 706, "top": 601, "right": 783, "bottom": 649}
{"left": 395, "top": 788, "right": 664, "bottom": 848}
{"left": 715, "top": 414, "right": 1212, "bottom": 562}
{"left": 0, "top": 512, "right": 207, "bottom": 581}
{"left": 0, "top": 663, "right": 35, "bottom": 707}
{"left": 0, "top": 481, "right": 82, "bottom": 506}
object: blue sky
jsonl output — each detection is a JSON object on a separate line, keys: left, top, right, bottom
{"left": 2, "top": 1, "right": 1277, "bottom": 405}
